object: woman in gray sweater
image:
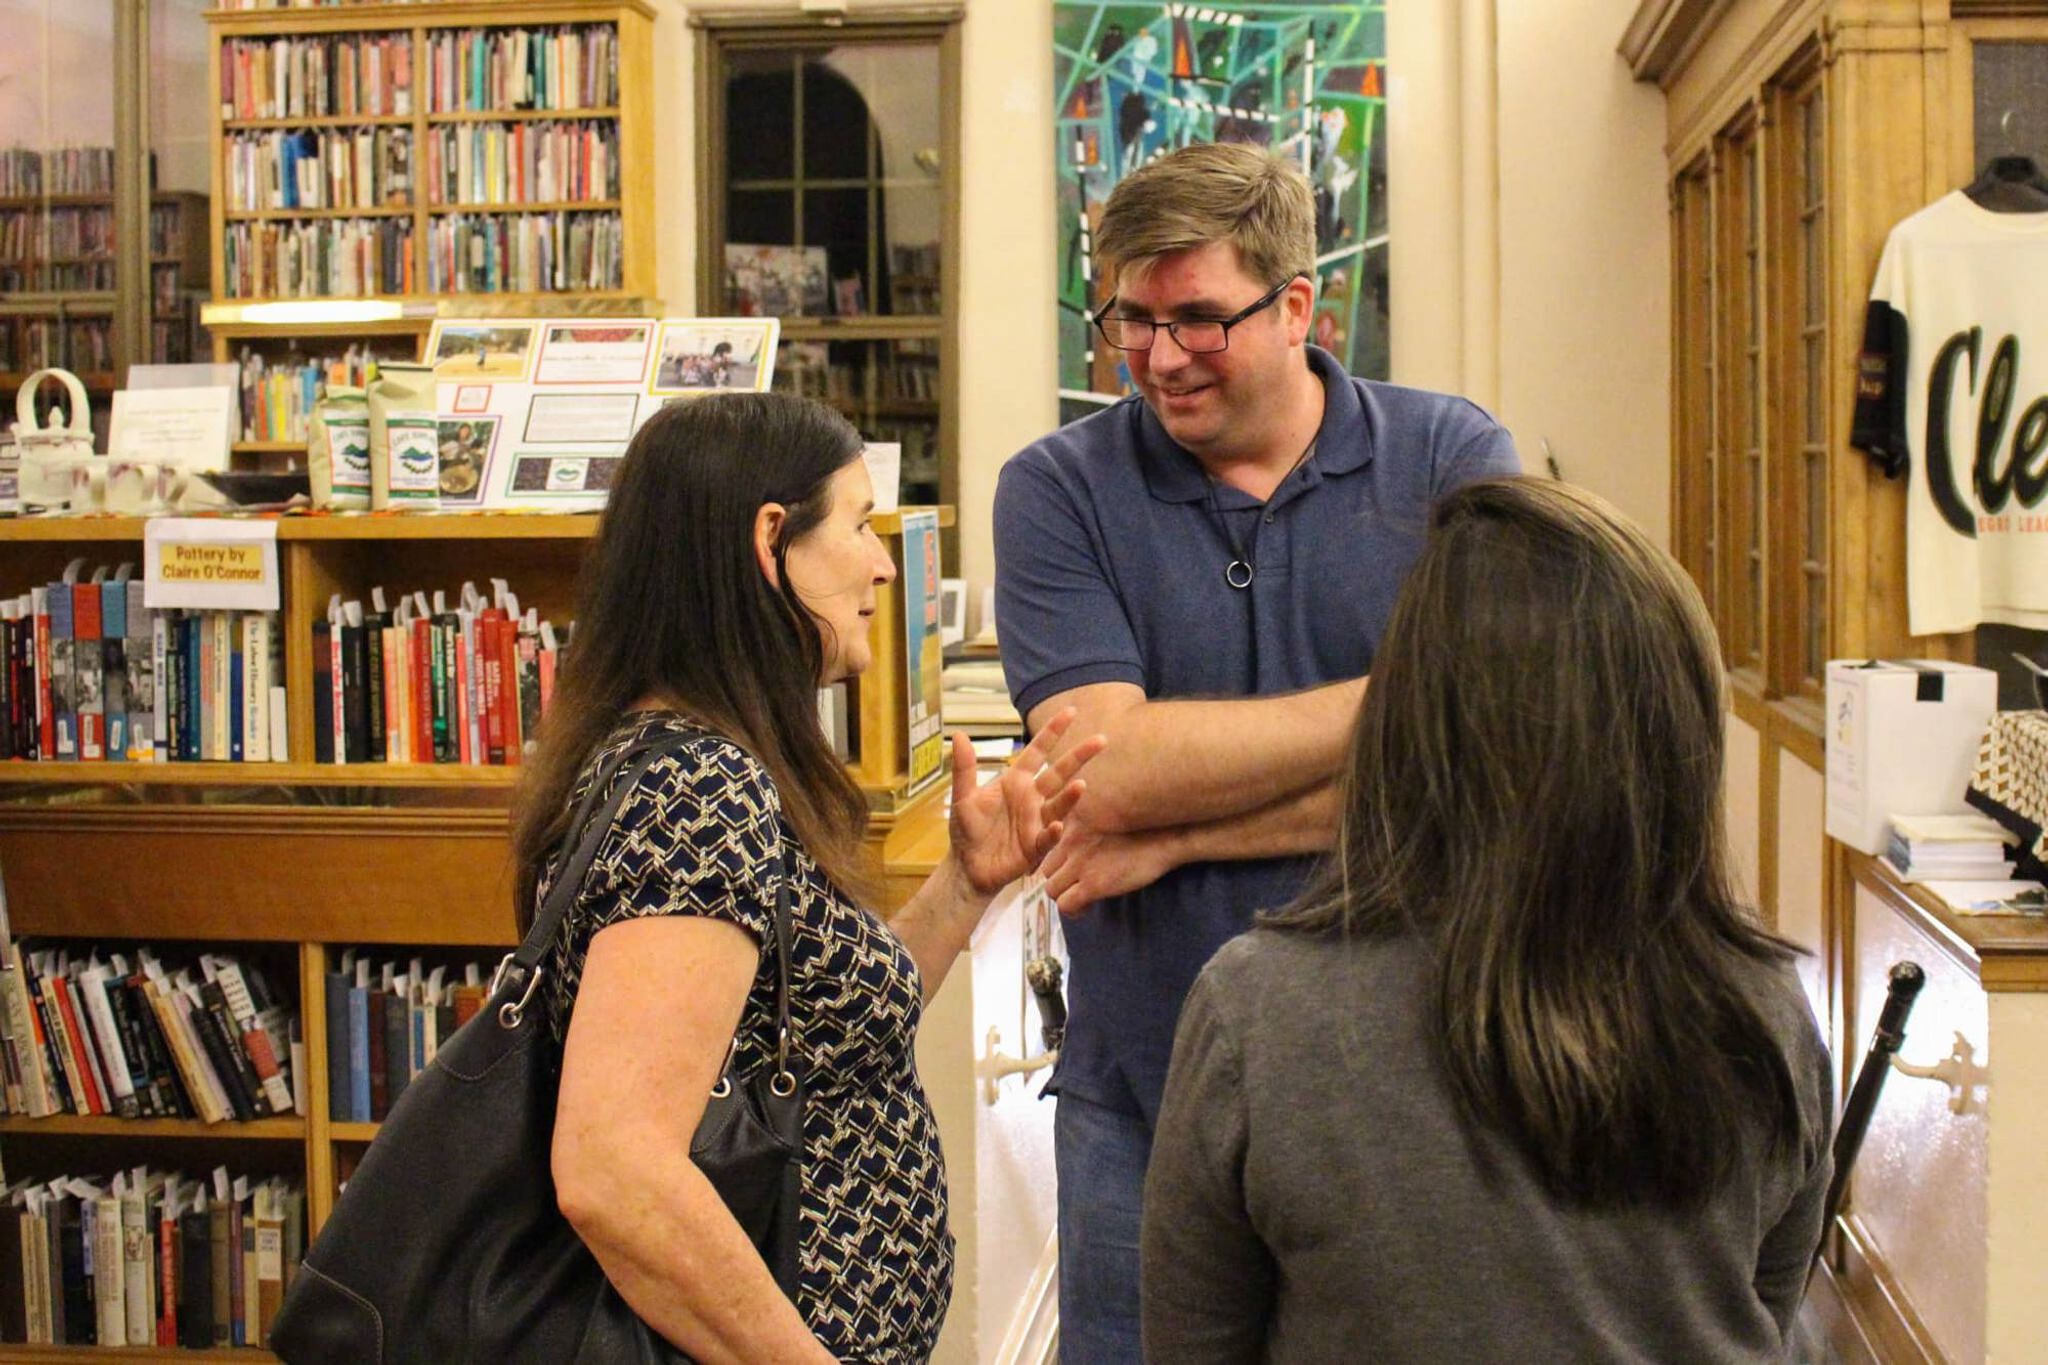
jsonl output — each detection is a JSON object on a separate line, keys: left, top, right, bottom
{"left": 1141, "top": 477, "right": 1833, "bottom": 1363}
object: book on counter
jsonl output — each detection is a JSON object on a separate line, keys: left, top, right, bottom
{"left": 1883, "top": 812, "right": 2018, "bottom": 883}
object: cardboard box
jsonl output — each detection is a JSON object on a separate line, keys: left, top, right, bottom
{"left": 1825, "top": 660, "right": 1999, "bottom": 855}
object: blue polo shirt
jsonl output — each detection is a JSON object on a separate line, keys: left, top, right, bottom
{"left": 992, "top": 346, "right": 1519, "bottom": 1122}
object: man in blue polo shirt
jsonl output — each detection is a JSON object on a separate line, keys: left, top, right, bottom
{"left": 993, "top": 143, "right": 1519, "bottom": 1361}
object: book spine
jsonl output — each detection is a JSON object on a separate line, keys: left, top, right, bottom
{"left": 323, "top": 973, "right": 351, "bottom": 1122}
{"left": 346, "top": 985, "right": 370, "bottom": 1123}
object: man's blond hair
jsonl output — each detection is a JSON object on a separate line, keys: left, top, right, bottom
{"left": 1094, "top": 142, "right": 1316, "bottom": 293}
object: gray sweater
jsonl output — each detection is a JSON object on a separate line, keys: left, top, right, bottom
{"left": 1140, "top": 929, "right": 1833, "bottom": 1364}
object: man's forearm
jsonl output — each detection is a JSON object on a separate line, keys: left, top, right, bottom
{"left": 1041, "top": 780, "right": 1340, "bottom": 918}
{"left": 1057, "top": 679, "right": 1365, "bottom": 833}
{"left": 1164, "top": 779, "right": 1341, "bottom": 867}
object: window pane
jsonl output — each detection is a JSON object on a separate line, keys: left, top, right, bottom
{"left": 1805, "top": 332, "right": 1825, "bottom": 445}
{"left": 801, "top": 184, "right": 874, "bottom": 314}
{"left": 726, "top": 50, "right": 796, "bottom": 182}
{"left": 773, "top": 335, "right": 941, "bottom": 503}
{"left": 802, "top": 55, "right": 874, "bottom": 180}
{"left": 2, "top": 0, "right": 121, "bottom": 435}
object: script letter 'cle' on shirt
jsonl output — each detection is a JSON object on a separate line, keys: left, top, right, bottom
{"left": 1850, "top": 191, "right": 2048, "bottom": 636}
{"left": 992, "top": 345, "right": 1520, "bottom": 1121}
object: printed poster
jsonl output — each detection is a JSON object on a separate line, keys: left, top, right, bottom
{"left": 425, "top": 317, "right": 779, "bottom": 510}
{"left": 900, "top": 508, "right": 945, "bottom": 793}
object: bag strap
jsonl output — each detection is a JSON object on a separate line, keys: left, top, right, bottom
{"left": 768, "top": 841, "right": 796, "bottom": 1087}
{"left": 507, "top": 726, "right": 800, "bottom": 1083}
{"left": 512, "top": 731, "right": 698, "bottom": 972}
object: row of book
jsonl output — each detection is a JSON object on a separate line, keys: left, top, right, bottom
{"left": 0, "top": 1168, "right": 305, "bottom": 1348}
{"left": 237, "top": 343, "right": 388, "bottom": 443}
{"left": 0, "top": 319, "right": 112, "bottom": 374}
{"left": 19, "top": 263, "right": 115, "bottom": 292}
{"left": 313, "top": 581, "right": 559, "bottom": 765}
{"left": 226, "top": 127, "right": 414, "bottom": 214}
{"left": 221, "top": 33, "right": 416, "bottom": 122}
{"left": 426, "top": 25, "right": 621, "bottom": 114}
{"left": 0, "top": 944, "right": 300, "bottom": 1123}
{"left": 423, "top": 119, "right": 618, "bottom": 207}
{"left": 223, "top": 216, "right": 414, "bottom": 298}
{"left": 0, "top": 205, "right": 193, "bottom": 265}
{"left": 0, "top": 147, "right": 118, "bottom": 198}
{"left": 325, "top": 951, "right": 493, "bottom": 1122}
{"left": 427, "top": 208, "right": 622, "bottom": 295}
{"left": 0, "top": 568, "right": 289, "bottom": 764}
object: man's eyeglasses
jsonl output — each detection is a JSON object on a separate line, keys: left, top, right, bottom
{"left": 1092, "top": 275, "right": 1299, "bottom": 354}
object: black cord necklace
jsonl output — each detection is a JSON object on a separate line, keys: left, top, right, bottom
{"left": 1203, "top": 436, "right": 1318, "bottom": 590}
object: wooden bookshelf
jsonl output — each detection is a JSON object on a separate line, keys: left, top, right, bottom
{"left": 205, "top": 0, "right": 655, "bottom": 307}
{"left": 0, "top": 191, "right": 207, "bottom": 383}
{"left": 0, "top": 1347, "right": 277, "bottom": 1362}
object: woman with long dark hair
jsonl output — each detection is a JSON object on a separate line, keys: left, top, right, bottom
{"left": 520, "top": 393, "right": 1101, "bottom": 1363}
{"left": 1140, "top": 478, "right": 1832, "bottom": 1361}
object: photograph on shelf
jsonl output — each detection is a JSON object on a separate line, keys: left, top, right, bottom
{"left": 533, "top": 321, "right": 653, "bottom": 385}
{"left": 504, "top": 451, "right": 621, "bottom": 510}
{"left": 522, "top": 392, "right": 639, "bottom": 444}
{"left": 428, "top": 322, "right": 537, "bottom": 381}
{"left": 649, "top": 319, "right": 780, "bottom": 395}
{"left": 725, "top": 243, "right": 828, "bottom": 317}
{"left": 435, "top": 417, "right": 500, "bottom": 504}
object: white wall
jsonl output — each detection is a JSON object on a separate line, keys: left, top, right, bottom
{"left": 1493, "top": 0, "right": 1671, "bottom": 544}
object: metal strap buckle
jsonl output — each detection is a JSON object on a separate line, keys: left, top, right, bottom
{"left": 496, "top": 960, "right": 545, "bottom": 1029}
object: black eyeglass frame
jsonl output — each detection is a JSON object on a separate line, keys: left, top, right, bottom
{"left": 1091, "top": 274, "right": 1303, "bottom": 354}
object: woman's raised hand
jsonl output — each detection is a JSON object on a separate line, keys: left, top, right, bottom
{"left": 947, "top": 709, "right": 1106, "bottom": 897}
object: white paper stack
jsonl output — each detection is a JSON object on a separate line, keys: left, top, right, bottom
{"left": 1884, "top": 812, "right": 2017, "bottom": 882}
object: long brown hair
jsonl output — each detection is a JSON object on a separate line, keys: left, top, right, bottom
{"left": 512, "top": 393, "right": 876, "bottom": 930}
{"left": 1265, "top": 477, "right": 1803, "bottom": 1209}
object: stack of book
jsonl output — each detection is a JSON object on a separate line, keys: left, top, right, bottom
{"left": 0, "top": 1168, "right": 304, "bottom": 1348}
{"left": 0, "top": 944, "right": 301, "bottom": 1123}
{"left": 325, "top": 950, "right": 494, "bottom": 1122}
{"left": 314, "top": 580, "right": 564, "bottom": 765}
{"left": 1884, "top": 813, "right": 2017, "bottom": 882}
{"left": 0, "top": 563, "right": 288, "bottom": 764}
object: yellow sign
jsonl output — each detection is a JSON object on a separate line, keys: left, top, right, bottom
{"left": 156, "top": 541, "right": 268, "bottom": 585}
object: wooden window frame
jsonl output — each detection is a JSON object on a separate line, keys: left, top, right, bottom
{"left": 693, "top": 8, "right": 963, "bottom": 553}
{"left": 1671, "top": 155, "right": 1720, "bottom": 636}
{"left": 1714, "top": 108, "right": 1768, "bottom": 694}
{"left": 1768, "top": 56, "right": 1829, "bottom": 720}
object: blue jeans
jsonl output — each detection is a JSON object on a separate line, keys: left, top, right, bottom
{"left": 1055, "top": 1093, "right": 1151, "bottom": 1365}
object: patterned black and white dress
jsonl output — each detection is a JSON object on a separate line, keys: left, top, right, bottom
{"left": 540, "top": 712, "right": 953, "bottom": 1363}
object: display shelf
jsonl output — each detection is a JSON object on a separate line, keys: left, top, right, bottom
{"left": 223, "top": 205, "right": 414, "bottom": 221}
{"left": 329, "top": 1122, "right": 379, "bottom": 1143}
{"left": 220, "top": 113, "right": 416, "bottom": 131}
{"left": 427, "top": 106, "right": 621, "bottom": 123}
{"left": 0, "top": 760, "right": 522, "bottom": 788}
{"left": 427, "top": 199, "right": 621, "bottom": 214}
{"left": 0, "top": 1115, "right": 306, "bottom": 1140}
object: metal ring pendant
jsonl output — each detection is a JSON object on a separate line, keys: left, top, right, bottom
{"left": 1225, "top": 560, "right": 1254, "bottom": 590}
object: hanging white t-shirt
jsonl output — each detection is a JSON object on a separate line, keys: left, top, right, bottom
{"left": 1850, "top": 191, "right": 2048, "bottom": 636}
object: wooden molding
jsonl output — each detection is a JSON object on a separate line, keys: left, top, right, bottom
{"left": 1833, "top": 1214, "right": 1951, "bottom": 1363}
{"left": 1620, "top": 0, "right": 1736, "bottom": 83}
{"left": 691, "top": 5, "right": 962, "bottom": 32}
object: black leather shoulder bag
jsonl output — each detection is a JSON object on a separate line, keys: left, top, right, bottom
{"left": 270, "top": 731, "right": 806, "bottom": 1364}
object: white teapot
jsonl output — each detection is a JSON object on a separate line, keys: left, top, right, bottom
{"left": 13, "top": 368, "right": 99, "bottom": 513}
